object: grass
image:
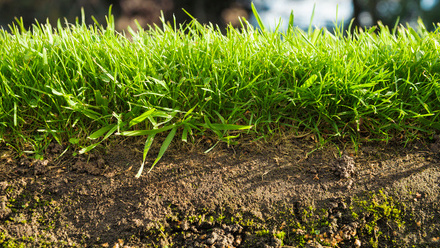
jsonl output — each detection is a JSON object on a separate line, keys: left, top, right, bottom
{"left": 0, "top": 7, "right": 439, "bottom": 175}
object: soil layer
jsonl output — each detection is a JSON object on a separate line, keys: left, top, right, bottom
{"left": 1, "top": 135, "right": 440, "bottom": 247}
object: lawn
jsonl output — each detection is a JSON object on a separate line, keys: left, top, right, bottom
{"left": 1, "top": 7, "right": 440, "bottom": 248}
{"left": 1, "top": 7, "right": 439, "bottom": 175}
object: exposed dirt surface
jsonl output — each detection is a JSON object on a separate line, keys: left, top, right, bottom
{"left": 1, "top": 135, "right": 440, "bottom": 247}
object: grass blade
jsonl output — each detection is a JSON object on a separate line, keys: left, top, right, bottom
{"left": 79, "top": 143, "right": 101, "bottom": 154}
{"left": 135, "top": 134, "right": 156, "bottom": 178}
{"left": 143, "top": 134, "right": 155, "bottom": 164}
{"left": 79, "top": 124, "right": 118, "bottom": 154}
{"left": 182, "top": 125, "right": 190, "bottom": 143}
{"left": 13, "top": 102, "right": 17, "bottom": 126}
{"left": 120, "top": 123, "right": 179, "bottom": 136}
{"left": 251, "top": 2, "right": 265, "bottom": 31}
{"left": 88, "top": 124, "right": 114, "bottom": 139}
{"left": 147, "top": 127, "right": 177, "bottom": 173}
{"left": 308, "top": 3, "right": 316, "bottom": 35}
{"left": 206, "top": 123, "right": 253, "bottom": 131}
{"left": 288, "top": 10, "right": 294, "bottom": 31}
{"left": 129, "top": 108, "right": 156, "bottom": 127}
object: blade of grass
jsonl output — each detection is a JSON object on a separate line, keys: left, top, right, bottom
{"left": 251, "top": 2, "right": 266, "bottom": 31}
{"left": 288, "top": 10, "right": 294, "bottom": 31}
{"left": 308, "top": 3, "right": 316, "bottom": 36}
{"left": 88, "top": 124, "right": 115, "bottom": 139}
{"left": 79, "top": 124, "right": 118, "bottom": 154}
{"left": 120, "top": 123, "right": 179, "bottom": 136}
{"left": 135, "top": 134, "right": 156, "bottom": 178}
{"left": 147, "top": 127, "right": 177, "bottom": 173}
{"left": 129, "top": 108, "right": 156, "bottom": 127}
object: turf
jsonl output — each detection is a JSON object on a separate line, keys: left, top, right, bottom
{"left": 1, "top": 8, "right": 439, "bottom": 174}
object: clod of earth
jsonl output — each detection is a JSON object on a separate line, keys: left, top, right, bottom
{"left": 332, "top": 154, "right": 356, "bottom": 179}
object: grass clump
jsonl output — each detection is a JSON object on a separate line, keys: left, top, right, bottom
{"left": 1, "top": 7, "right": 440, "bottom": 174}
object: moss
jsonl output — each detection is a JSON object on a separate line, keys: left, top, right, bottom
{"left": 255, "top": 229, "right": 270, "bottom": 237}
{"left": 125, "top": 189, "right": 414, "bottom": 247}
{"left": 351, "top": 189, "right": 407, "bottom": 248}
{"left": 274, "top": 231, "right": 286, "bottom": 243}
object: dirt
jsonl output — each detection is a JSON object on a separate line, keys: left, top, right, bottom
{"left": 1, "top": 134, "right": 440, "bottom": 247}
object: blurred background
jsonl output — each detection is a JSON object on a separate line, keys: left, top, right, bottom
{"left": 0, "top": 0, "right": 439, "bottom": 32}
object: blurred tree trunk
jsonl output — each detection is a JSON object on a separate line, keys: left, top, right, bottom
{"left": 368, "top": 0, "right": 379, "bottom": 24}
{"left": 351, "top": 0, "right": 361, "bottom": 29}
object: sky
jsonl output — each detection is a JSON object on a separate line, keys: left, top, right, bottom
{"left": 421, "top": 0, "right": 439, "bottom": 10}
{"left": 250, "top": 0, "right": 440, "bottom": 31}
{"left": 250, "top": 0, "right": 353, "bottom": 30}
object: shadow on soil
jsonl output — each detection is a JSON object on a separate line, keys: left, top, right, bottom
{"left": 1, "top": 135, "right": 440, "bottom": 247}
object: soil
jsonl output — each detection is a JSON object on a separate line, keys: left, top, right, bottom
{"left": 1, "top": 134, "right": 440, "bottom": 248}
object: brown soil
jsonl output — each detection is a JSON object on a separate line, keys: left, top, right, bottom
{"left": 1, "top": 134, "right": 440, "bottom": 247}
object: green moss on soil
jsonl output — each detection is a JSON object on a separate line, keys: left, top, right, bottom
{"left": 136, "top": 188, "right": 417, "bottom": 247}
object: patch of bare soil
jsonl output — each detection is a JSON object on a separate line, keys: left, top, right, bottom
{"left": 1, "top": 135, "right": 440, "bottom": 247}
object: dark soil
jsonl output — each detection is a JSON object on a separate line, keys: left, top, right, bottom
{"left": 1, "top": 134, "right": 440, "bottom": 247}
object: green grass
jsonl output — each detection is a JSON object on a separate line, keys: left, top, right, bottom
{"left": 1, "top": 7, "right": 439, "bottom": 175}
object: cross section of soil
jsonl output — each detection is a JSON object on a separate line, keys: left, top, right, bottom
{"left": 1, "top": 135, "right": 440, "bottom": 247}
